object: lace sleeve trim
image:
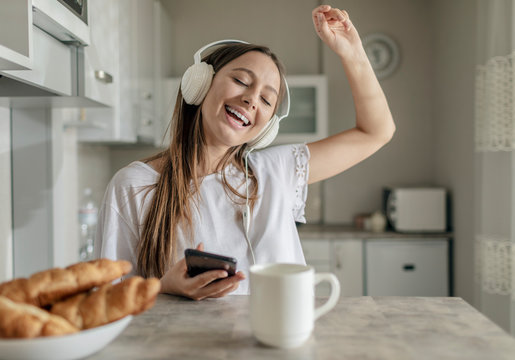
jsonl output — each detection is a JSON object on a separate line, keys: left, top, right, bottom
{"left": 292, "top": 144, "right": 310, "bottom": 223}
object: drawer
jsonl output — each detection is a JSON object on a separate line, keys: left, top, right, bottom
{"left": 300, "top": 239, "right": 330, "bottom": 262}
{"left": 365, "top": 240, "right": 448, "bottom": 296}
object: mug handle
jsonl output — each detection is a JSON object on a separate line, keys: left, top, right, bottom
{"left": 314, "top": 273, "right": 340, "bottom": 321}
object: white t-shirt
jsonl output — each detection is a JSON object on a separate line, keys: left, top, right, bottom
{"left": 94, "top": 143, "right": 309, "bottom": 294}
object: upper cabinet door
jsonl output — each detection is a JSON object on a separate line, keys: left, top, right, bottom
{"left": 82, "top": 0, "right": 119, "bottom": 107}
{"left": 0, "top": 0, "right": 32, "bottom": 70}
{"left": 78, "top": 0, "right": 162, "bottom": 144}
{"left": 274, "top": 75, "right": 328, "bottom": 145}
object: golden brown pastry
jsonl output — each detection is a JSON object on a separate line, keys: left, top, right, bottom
{"left": 0, "top": 295, "right": 78, "bottom": 338}
{"left": 0, "top": 259, "right": 132, "bottom": 307}
{"left": 50, "top": 276, "right": 161, "bottom": 330}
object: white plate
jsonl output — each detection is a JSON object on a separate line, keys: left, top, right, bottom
{"left": 0, "top": 315, "right": 132, "bottom": 360}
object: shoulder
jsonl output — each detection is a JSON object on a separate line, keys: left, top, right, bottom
{"left": 103, "top": 161, "right": 159, "bottom": 208}
{"left": 249, "top": 143, "right": 310, "bottom": 169}
{"left": 110, "top": 161, "right": 159, "bottom": 188}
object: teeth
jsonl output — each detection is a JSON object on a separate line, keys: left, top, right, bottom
{"left": 226, "top": 106, "right": 249, "bottom": 125}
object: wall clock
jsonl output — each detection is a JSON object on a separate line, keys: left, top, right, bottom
{"left": 362, "top": 33, "right": 400, "bottom": 79}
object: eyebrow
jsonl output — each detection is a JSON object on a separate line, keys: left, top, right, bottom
{"left": 231, "top": 67, "right": 279, "bottom": 96}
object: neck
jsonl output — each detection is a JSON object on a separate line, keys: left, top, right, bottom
{"left": 201, "top": 144, "right": 231, "bottom": 176}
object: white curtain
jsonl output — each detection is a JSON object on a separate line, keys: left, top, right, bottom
{"left": 474, "top": 0, "right": 515, "bottom": 333}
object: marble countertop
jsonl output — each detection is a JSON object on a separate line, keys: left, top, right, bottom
{"left": 88, "top": 295, "right": 515, "bottom": 360}
{"left": 297, "top": 224, "right": 453, "bottom": 239}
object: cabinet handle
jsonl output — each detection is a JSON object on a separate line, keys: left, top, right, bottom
{"left": 403, "top": 264, "right": 416, "bottom": 271}
{"left": 95, "top": 70, "right": 113, "bottom": 84}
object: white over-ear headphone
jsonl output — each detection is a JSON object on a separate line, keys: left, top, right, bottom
{"left": 181, "top": 39, "right": 290, "bottom": 150}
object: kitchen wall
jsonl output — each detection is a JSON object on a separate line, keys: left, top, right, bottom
{"left": 51, "top": 109, "right": 81, "bottom": 269}
{"left": 432, "top": 0, "right": 477, "bottom": 320}
{"left": 0, "top": 106, "right": 12, "bottom": 282}
{"left": 78, "top": 144, "right": 112, "bottom": 213}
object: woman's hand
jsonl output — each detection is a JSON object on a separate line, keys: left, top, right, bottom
{"left": 159, "top": 243, "right": 245, "bottom": 301}
{"left": 312, "top": 5, "right": 362, "bottom": 61}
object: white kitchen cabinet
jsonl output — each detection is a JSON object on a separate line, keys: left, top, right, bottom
{"left": 2, "top": 26, "right": 71, "bottom": 96}
{"left": 0, "top": 0, "right": 32, "bottom": 70}
{"left": 300, "top": 239, "right": 332, "bottom": 296}
{"left": 78, "top": 0, "right": 162, "bottom": 143}
{"left": 274, "top": 75, "right": 328, "bottom": 145}
{"left": 80, "top": 0, "right": 119, "bottom": 108}
{"left": 365, "top": 239, "right": 449, "bottom": 296}
{"left": 300, "top": 233, "right": 451, "bottom": 297}
{"left": 331, "top": 239, "right": 363, "bottom": 297}
{"left": 131, "top": 0, "right": 159, "bottom": 144}
{"left": 301, "top": 237, "right": 363, "bottom": 297}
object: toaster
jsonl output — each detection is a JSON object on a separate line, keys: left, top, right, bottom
{"left": 383, "top": 187, "right": 447, "bottom": 232}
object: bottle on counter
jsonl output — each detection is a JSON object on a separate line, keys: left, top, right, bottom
{"left": 370, "top": 211, "right": 387, "bottom": 233}
{"left": 78, "top": 188, "right": 98, "bottom": 261}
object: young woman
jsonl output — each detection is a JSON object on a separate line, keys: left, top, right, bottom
{"left": 95, "top": 5, "right": 395, "bottom": 300}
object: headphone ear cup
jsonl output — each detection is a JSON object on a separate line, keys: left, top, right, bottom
{"left": 247, "top": 115, "right": 280, "bottom": 150}
{"left": 181, "top": 62, "right": 215, "bottom": 105}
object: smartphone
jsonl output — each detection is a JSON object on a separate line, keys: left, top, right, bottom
{"left": 184, "top": 249, "right": 237, "bottom": 278}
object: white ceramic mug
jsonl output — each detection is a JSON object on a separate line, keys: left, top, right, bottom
{"left": 249, "top": 263, "right": 340, "bottom": 349}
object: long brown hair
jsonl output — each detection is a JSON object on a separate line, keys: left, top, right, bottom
{"left": 137, "top": 43, "right": 286, "bottom": 278}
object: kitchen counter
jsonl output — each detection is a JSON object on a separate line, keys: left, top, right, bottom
{"left": 297, "top": 224, "right": 453, "bottom": 239}
{"left": 88, "top": 295, "right": 515, "bottom": 360}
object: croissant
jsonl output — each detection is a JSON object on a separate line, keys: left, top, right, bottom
{"left": 50, "top": 276, "right": 161, "bottom": 329}
{"left": 0, "top": 295, "right": 78, "bottom": 338}
{"left": 0, "top": 259, "right": 132, "bottom": 307}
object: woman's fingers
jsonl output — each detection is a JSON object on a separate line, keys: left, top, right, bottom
{"left": 312, "top": 4, "right": 331, "bottom": 17}
{"left": 190, "top": 269, "right": 229, "bottom": 288}
{"left": 313, "top": 5, "right": 344, "bottom": 22}
{"left": 209, "top": 282, "right": 240, "bottom": 299}
{"left": 314, "top": 11, "right": 331, "bottom": 40}
{"left": 313, "top": 5, "right": 352, "bottom": 33}
{"left": 185, "top": 270, "right": 245, "bottom": 300}
{"left": 324, "top": 8, "right": 345, "bottom": 22}
{"left": 190, "top": 274, "right": 244, "bottom": 301}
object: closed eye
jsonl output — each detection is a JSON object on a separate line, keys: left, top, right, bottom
{"left": 234, "top": 78, "right": 247, "bottom": 87}
{"left": 261, "top": 96, "right": 271, "bottom": 106}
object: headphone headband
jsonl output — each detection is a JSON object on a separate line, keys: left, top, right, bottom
{"left": 193, "top": 39, "right": 249, "bottom": 64}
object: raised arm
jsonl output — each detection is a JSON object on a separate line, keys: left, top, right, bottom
{"left": 307, "top": 5, "right": 395, "bottom": 184}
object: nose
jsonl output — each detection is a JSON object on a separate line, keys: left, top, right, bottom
{"left": 242, "top": 90, "right": 258, "bottom": 110}
{"left": 243, "top": 99, "right": 256, "bottom": 110}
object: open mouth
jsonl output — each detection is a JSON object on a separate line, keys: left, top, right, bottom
{"left": 225, "top": 105, "right": 250, "bottom": 127}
